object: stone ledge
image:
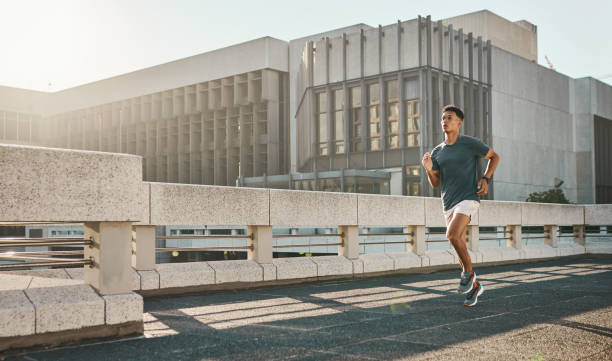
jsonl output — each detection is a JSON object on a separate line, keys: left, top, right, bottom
{"left": 103, "top": 293, "right": 143, "bottom": 325}
{"left": 386, "top": 252, "right": 422, "bottom": 270}
{"left": 586, "top": 244, "right": 612, "bottom": 254}
{"left": 0, "top": 290, "right": 35, "bottom": 337}
{"left": 25, "top": 284, "right": 105, "bottom": 334}
{"left": 359, "top": 254, "right": 394, "bottom": 273}
{"left": 309, "top": 256, "right": 353, "bottom": 277}
{"left": 423, "top": 250, "right": 456, "bottom": 266}
{"left": 156, "top": 262, "right": 215, "bottom": 288}
{"left": 207, "top": 260, "right": 264, "bottom": 283}
{"left": 272, "top": 257, "right": 317, "bottom": 280}
{"left": 521, "top": 245, "right": 557, "bottom": 259}
{"left": 137, "top": 270, "right": 160, "bottom": 290}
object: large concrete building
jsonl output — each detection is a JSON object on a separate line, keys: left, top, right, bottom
{"left": 1, "top": 10, "right": 610, "bottom": 203}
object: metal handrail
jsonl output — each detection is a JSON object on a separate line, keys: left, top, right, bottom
{"left": 273, "top": 243, "right": 343, "bottom": 248}
{"left": 156, "top": 234, "right": 254, "bottom": 240}
{"left": 156, "top": 246, "right": 254, "bottom": 252}
{"left": 359, "top": 240, "right": 414, "bottom": 246}
{"left": 0, "top": 259, "right": 93, "bottom": 271}
{"left": 273, "top": 233, "right": 344, "bottom": 238}
{"left": 359, "top": 232, "right": 414, "bottom": 237}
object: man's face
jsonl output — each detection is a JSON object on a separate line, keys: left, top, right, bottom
{"left": 441, "top": 111, "right": 462, "bottom": 133}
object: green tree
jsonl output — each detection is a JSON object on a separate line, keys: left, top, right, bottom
{"left": 526, "top": 189, "right": 570, "bottom": 204}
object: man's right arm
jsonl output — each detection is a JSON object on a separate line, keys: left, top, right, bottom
{"left": 421, "top": 152, "right": 441, "bottom": 188}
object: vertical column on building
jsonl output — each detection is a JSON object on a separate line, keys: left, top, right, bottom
{"left": 457, "top": 29, "right": 465, "bottom": 135}
{"left": 342, "top": 32, "right": 351, "bottom": 169}
{"left": 360, "top": 30, "right": 367, "bottom": 169}
{"left": 448, "top": 24, "right": 455, "bottom": 105}
{"left": 476, "top": 36, "right": 484, "bottom": 142}
{"left": 378, "top": 26, "right": 387, "bottom": 163}
{"left": 467, "top": 32, "right": 474, "bottom": 137}
{"left": 262, "top": 69, "right": 281, "bottom": 177}
{"left": 426, "top": 16, "right": 434, "bottom": 196}
{"left": 436, "top": 20, "right": 444, "bottom": 139}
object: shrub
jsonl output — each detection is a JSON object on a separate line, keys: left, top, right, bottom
{"left": 526, "top": 189, "right": 570, "bottom": 204}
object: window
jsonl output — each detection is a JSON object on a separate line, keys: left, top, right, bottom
{"left": 406, "top": 166, "right": 421, "bottom": 196}
{"left": 405, "top": 99, "right": 420, "bottom": 146}
{"left": 332, "top": 89, "right": 344, "bottom": 154}
{"left": 385, "top": 80, "right": 399, "bottom": 149}
{"left": 316, "top": 92, "right": 328, "bottom": 155}
{"left": 406, "top": 166, "right": 420, "bottom": 176}
{"left": 367, "top": 83, "right": 380, "bottom": 151}
{"left": 407, "top": 182, "right": 420, "bottom": 196}
{"left": 403, "top": 79, "right": 420, "bottom": 147}
{"left": 350, "top": 87, "right": 362, "bottom": 152}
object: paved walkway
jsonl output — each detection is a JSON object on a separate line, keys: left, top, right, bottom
{"left": 5, "top": 258, "right": 612, "bottom": 361}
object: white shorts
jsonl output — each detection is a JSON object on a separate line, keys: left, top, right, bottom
{"left": 443, "top": 200, "right": 480, "bottom": 226}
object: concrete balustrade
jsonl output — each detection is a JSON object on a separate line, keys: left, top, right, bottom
{"left": 0, "top": 143, "right": 611, "bottom": 351}
{"left": 0, "top": 144, "right": 144, "bottom": 351}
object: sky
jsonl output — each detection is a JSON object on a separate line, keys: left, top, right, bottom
{"left": 0, "top": 0, "right": 610, "bottom": 92}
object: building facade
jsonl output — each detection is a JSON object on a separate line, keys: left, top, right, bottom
{"left": 0, "top": 10, "right": 610, "bottom": 203}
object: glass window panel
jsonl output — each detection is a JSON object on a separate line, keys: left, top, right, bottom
{"left": 406, "top": 166, "right": 420, "bottom": 176}
{"left": 317, "top": 92, "right": 327, "bottom": 112}
{"left": 386, "top": 80, "right": 398, "bottom": 102}
{"left": 334, "top": 89, "right": 344, "bottom": 110}
{"left": 403, "top": 78, "right": 419, "bottom": 100}
{"left": 318, "top": 113, "right": 327, "bottom": 141}
{"left": 350, "top": 87, "right": 361, "bottom": 107}
{"left": 370, "top": 138, "right": 380, "bottom": 150}
{"left": 319, "top": 143, "right": 328, "bottom": 156}
{"left": 389, "top": 135, "right": 399, "bottom": 148}
{"left": 335, "top": 111, "right": 343, "bottom": 141}
{"left": 368, "top": 83, "right": 380, "bottom": 104}
{"left": 335, "top": 142, "right": 344, "bottom": 154}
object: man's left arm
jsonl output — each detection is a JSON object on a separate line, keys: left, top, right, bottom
{"left": 477, "top": 148, "right": 500, "bottom": 196}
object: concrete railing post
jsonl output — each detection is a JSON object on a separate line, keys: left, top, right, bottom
{"left": 407, "top": 225, "right": 426, "bottom": 256}
{"left": 84, "top": 222, "right": 133, "bottom": 295}
{"left": 573, "top": 225, "right": 585, "bottom": 246}
{"left": 338, "top": 225, "right": 359, "bottom": 259}
{"left": 544, "top": 225, "right": 559, "bottom": 248}
{"left": 247, "top": 225, "right": 273, "bottom": 263}
{"left": 132, "top": 225, "right": 156, "bottom": 270}
{"left": 507, "top": 225, "right": 522, "bottom": 249}
{"left": 467, "top": 225, "right": 479, "bottom": 252}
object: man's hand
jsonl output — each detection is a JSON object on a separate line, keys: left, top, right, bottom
{"left": 422, "top": 152, "right": 433, "bottom": 171}
{"left": 476, "top": 178, "right": 488, "bottom": 196}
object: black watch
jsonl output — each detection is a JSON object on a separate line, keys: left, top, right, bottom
{"left": 481, "top": 176, "right": 491, "bottom": 183}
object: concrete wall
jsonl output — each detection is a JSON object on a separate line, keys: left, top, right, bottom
{"left": 442, "top": 10, "right": 537, "bottom": 62}
{"left": 289, "top": 25, "right": 372, "bottom": 172}
{"left": 0, "top": 144, "right": 144, "bottom": 222}
{"left": 572, "top": 77, "right": 612, "bottom": 203}
{"left": 490, "top": 46, "right": 577, "bottom": 202}
{"left": 47, "top": 37, "right": 288, "bottom": 116}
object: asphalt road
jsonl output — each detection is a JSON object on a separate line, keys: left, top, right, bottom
{"left": 5, "top": 257, "right": 612, "bottom": 361}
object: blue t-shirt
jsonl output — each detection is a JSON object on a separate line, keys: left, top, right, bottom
{"left": 431, "top": 135, "right": 490, "bottom": 211}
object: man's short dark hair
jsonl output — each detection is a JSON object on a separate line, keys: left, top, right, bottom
{"left": 442, "top": 105, "right": 464, "bottom": 120}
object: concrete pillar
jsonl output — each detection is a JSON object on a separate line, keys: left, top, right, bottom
{"left": 544, "top": 225, "right": 559, "bottom": 248}
{"left": 573, "top": 225, "right": 585, "bottom": 246}
{"left": 338, "top": 225, "right": 359, "bottom": 259}
{"left": 407, "top": 225, "right": 426, "bottom": 256}
{"left": 467, "top": 225, "right": 479, "bottom": 252}
{"left": 247, "top": 225, "right": 272, "bottom": 263}
{"left": 507, "top": 225, "right": 522, "bottom": 249}
{"left": 84, "top": 222, "right": 132, "bottom": 295}
{"left": 132, "top": 225, "right": 156, "bottom": 271}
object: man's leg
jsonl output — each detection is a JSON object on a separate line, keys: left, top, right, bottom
{"left": 446, "top": 212, "right": 472, "bottom": 273}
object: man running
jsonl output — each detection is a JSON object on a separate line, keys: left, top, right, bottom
{"left": 421, "top": 105, "right": 500, "bottom": 306}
